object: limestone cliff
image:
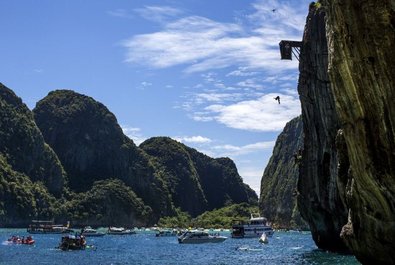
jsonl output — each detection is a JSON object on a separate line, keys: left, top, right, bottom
{"left": 0, "top": 83, "right": 66, "bottom": 197}
{"left": 297, "top": 5, "right": 349, "bottom": 252}
{"left": 140, "top": 137, "right": 208, "bottom": 217}
{"left": 260, "top": 116, "right": 307, "bottom": 229}
{"left": 324, "top": 0, "right": 395, "bottom": 264}
{"left": 186, "top": 146, "right": 258, "bottom": 210}
{"left": 33, "top": 90, "right": 174, "bottom": 217}
{"left": 141, "top": 137, "right": 258, "bottom": 216}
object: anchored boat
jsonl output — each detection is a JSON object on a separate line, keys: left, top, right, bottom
{"left": 107, "top": 226, "right": 136, "bottom": 235}
{"left": 231, "top": 214, "right": 274, "bottom": 238}
{"left": 58, "top": 235, "right": 86, "bottom": 251}
{"left": 178, "top": 230, "right": 227, "bottom": 244}
{"left": 27, "top": 220, "right": 73, "bottom": 234}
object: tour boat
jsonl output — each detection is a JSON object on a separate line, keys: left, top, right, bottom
{"left": 231, "top": 214, "right": 274, "bottom": 238}
{"left": 27, "top": 220, "right": 73, "bottom": 234}
{"left": 178, "top": 230, "right": 227, "bottom": 244}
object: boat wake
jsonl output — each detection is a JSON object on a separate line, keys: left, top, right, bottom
{"left": 235, "top": 245, "right": 263, "bottom": 252}
{"left": 290, "top": 246, "right": 303, "bottom": 250}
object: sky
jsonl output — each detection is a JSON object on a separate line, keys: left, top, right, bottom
{"left": 0, "top": 0, "right": 311, "bottom": 195}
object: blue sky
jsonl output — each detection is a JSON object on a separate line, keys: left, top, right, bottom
{"left": 0, "top": 0, "right": 310, "bottom": 195}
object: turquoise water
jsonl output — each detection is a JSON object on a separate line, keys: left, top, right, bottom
{"left": 0, "top": 229, "right": 360, "bottom": 265}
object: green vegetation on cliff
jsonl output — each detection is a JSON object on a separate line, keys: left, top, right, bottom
{"left": 158, "top": 203, "right": 259, "bottom": 229}
{"left": 185, "top": 146, "right": 258, "bottom": 210}
{"left": 33, "top": 90, "right": 174, "bottom": 218}
{"left": 0, "top": 83, "right": 67, "bottom": 197}
{"left": 141, "top": 137, "right": 258, "bottom": 216}
{"left": 193, "top": 203, "right": 259, "bottom": 228}
{"left": 0, "top": 155, "right": 58, "bottom": 226}
{"left": 0, "top": 84, "right": 258, "bottom": 227}
{"left": 140, "top": 137, "right": 208, "bottom": 217}
{"left": 63, "top": 179, "right": 153, "bottom": 227}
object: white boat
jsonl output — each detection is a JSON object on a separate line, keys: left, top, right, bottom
{"left": 81, "top": 226, "right": 105, "bottom": 237}
{"left": 259, "top": 232, "right": 268, "bottom": 244}
{"left": 231, "top": 214, "right": 274, "bottom": 238}
{"left": 155, "top": 229, "right": 178, "bottom": 237}
{"left": 107, "top": 226, "right": 136, "bottom": 235}
{"left": 178, "top": 230, "right": 227, "bottom": 244}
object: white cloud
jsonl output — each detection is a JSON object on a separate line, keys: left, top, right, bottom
{"left": 134, "top": 6, "right": 183, "bottom": 23}
{"left": 195, "top": 92, "right": 300, "bottom": 132}
{"left": 141, "top": 81, "right": 152, "bottom": 87}
{"left": 195, "top": 92, "right": 243, "bottom": 103}
{"left": 122, "top": 0, "right": 309, "bottom": 73}
{"left": 175, "top": 135, "right": 212, "bottom": 144}
{"left": 227, "top": 67, "right": 258, "bottom": 77}
{"left": 236, "top": 78, "right": 264, "bottom": 90}
{"left": 249, "top": 0, "right": 309, "bottom": 32}
{"left": 121, "top": 126, "right": 147, "bottom": 145}
{"left": 212, "top": 141, "right": 275, "bottom": 156}
{"left": 238, "top": 167, "right": 265, "bottom": 195}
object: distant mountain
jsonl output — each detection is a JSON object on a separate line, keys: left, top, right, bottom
{"left": 0, "top": 85, "right": 257, "bottom": 226}
{"left": 259, "top": 116, "right": 307, "bottom": 229}
{"left": 141, "top": 137, "right": 258, "bottom": 216}
{"left": 186, "top": 147, "right": 258, "bottom": 210}
{"left": 140, "top": 137, "right": 208, "bottom": 217}
{"left": 33, "top": 90, "right": 174, "bottom": 218}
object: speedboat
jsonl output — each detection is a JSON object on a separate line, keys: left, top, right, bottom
{"left": 7, "top": 235, "right": 35, "bottom": 245}
{"left": 178, "top": 231, "right": 227, "bottom": 244}
{"left": 81, "top": 226, "right": 105, "bottom": 237}
{"left": 231, "top": 214, "right": 274, "bottom": 238}
{"left": 107, "top": 226, "right": 136, "bottom": 235}
{"left": 58, "top": 235, "right": 86, "bottom": 251}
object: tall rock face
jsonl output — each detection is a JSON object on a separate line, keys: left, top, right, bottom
{"left": 186, "top": 147, "right": 258, "bottom": 211}
{"left": 33, "top": 90, "right": 173, "bottom": 217}
{"left": 0, "top": 83, "right": 66, "bottom": 197}
{"left": 297, "top": 5, "right": 349, "bottom": 252}
{"left": 140, "top": 137, "right": 208, "bottom": 217}
{"left": 260, "top": 116, "right": 307, "bottom": 229}
{"left": 324, "top": 0, "right": 395, "bottom": 264}
{"left": 141, "top": 137, "right": 258, "bottom": 216}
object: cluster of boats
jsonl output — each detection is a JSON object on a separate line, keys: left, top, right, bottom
{"left": 176, "top": 215, "right": 274, "bottom": 244}
{"left": 6, "top": 214, "right": 273, "bottom": 250}
{"left": 27, "top": 220, "right": 136, "bottom": 237}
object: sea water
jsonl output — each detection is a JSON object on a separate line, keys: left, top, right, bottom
{"left": 0, "top": 229, "right": 360, "bottom": 265}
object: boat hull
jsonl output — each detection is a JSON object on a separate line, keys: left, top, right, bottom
{"left": 82, "top": 232, "right": 105, "bottom": 237}
{"left": 178, "top": 237, "right": 227, "bottom": 244}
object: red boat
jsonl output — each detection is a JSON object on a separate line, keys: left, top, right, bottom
{"left": 7, "top": 235, "right": 35, "bottom": 245}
